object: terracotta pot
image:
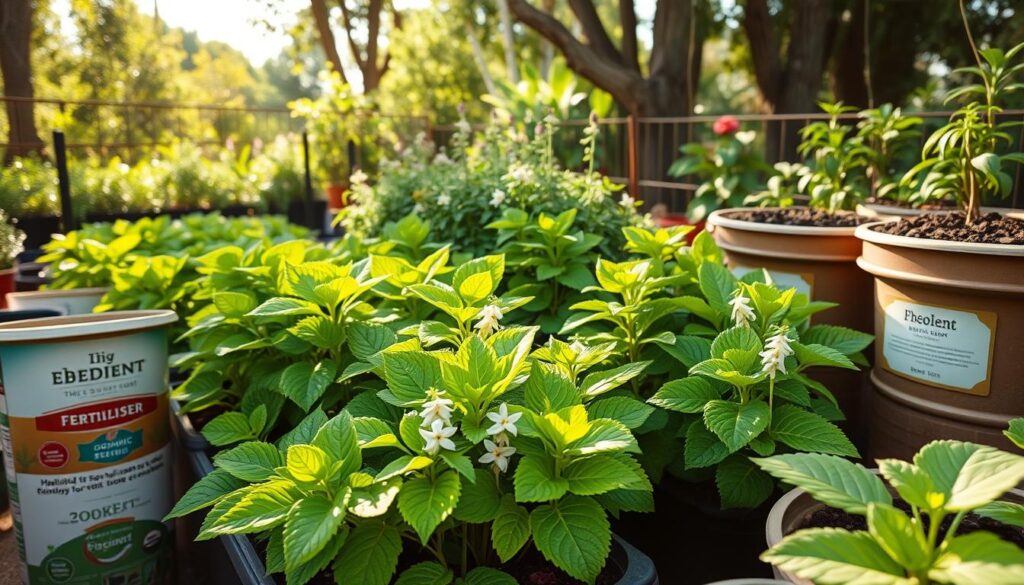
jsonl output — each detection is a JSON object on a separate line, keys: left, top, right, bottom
{"left": 0, "top": 268, "right": 13, "bottom": 308}
{"left": 765, "top": 477, "right": 1024, "bottom": 584}
{"left": 325, "top": 184, "right": 348, "bottom": 209}
{"left": 706, "top": 208, "right": 873, "bottom": 445}
{"left": 856, "top": 220, "right": 1024, "bottom": 459}
{"left": 5, "top": 287, "right": 107, "bottom": 315}
{"left": 856, "top": 203, "right": 1024, "bottom": 221}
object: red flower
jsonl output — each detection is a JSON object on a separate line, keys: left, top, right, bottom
{"left": 713, "top": 115, "right": 740, "bottom": 136}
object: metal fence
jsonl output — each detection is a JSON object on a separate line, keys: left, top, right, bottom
{"left": 5, "top": 97, "right": 1024, "bottom": 213}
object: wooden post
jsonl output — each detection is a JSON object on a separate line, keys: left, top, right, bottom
{"left": 53, "top": 130, "right": 75, "bottom": 233}
{"left": 627, "top": 115, "right": 639, "bottom": 199}
{"left": 302, "top": 131, "right": 315, "bottom": 230}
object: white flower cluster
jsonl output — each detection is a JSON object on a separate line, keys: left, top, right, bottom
{"left": 729, "top": 294, "right": 756, "bottom": 327}
{"left": 760, "top": 329, "right": 793, "bottom": 379}
{"left": 619, "top": 193, "right": 636, "bottom": 208}
{"left": 479, "top": 403, "right": 520, "bottom": 472}
{"left": 418, "top": 391, "right": 457, "bottom": 455}
{"left": 436, "top": 193, "right": 452, "bottom": 207}
{"left": 490, "top": 189, "right": 506, "bottom": 208}
{"left": 474, "top": 304, "right": 503, "bottom": 337}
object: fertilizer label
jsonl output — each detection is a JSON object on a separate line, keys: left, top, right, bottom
{"left": 730, "top": 265, "right": 814, "bottom": 297}
{"left": 880, "top": 297, "right": 997, "bottom": 395}
{"left": 0, "top": 328, "right": 173, "bottom": 584}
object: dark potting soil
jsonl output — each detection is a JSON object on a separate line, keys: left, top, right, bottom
{"left": 729, "top": 207, "right": 863, "bottom": 228}
{"left": 872, "top": 211, "right": 1024, "bottom": 245}
{"left": 863, "top": 197, "right": 958, "bottom": 211}
{"left": 801, "top": 500, "right": 1024, "bottom": 547}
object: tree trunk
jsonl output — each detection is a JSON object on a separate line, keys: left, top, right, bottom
{"left": 497, "top": 0, "right": 520, "bottom": 83}
{"left": 310, "top": 0, "right": 347, "bottom": 82}
{"left": 0, "top": 0, "right": 44, "bottom": 164}
{"left": 832, "top": 0, "right": 869, "bottom": 108}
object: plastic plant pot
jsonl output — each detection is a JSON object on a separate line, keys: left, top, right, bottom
{"left": 856, "top": 220, "right": 1024, "bottom": 460}
{"left": 6, "top": 287, "right": 108, "bottom": 315}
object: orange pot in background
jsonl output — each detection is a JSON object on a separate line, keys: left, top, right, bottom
{"left": 0, "top": 269, "right": 13, "bottom": 308}
{"left": 325, "top": 184, "right": 348, "bottom": 209}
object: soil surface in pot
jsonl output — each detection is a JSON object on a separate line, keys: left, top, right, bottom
{"left": 872, "top": 211, "right": 1024, "bottom": 245}
{"left": 863, "top": 197, "right": 957, "bottom": 211}
{"left": 296, "top": 546, "right": 624, "bottom": 585}
{"left": 801, "top": 500, "right": 1024, "bottom": 547}
{"left": 729, "top": 208, "right": 862, "bottom": 228}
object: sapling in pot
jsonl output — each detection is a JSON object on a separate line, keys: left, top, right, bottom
{"left": 757, "top": 438, "right": 1024, "bottom": 584}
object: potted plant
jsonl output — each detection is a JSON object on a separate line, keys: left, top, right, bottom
{"left": 759, "top": 435, "right": 1024, "bottom": 584}
{"left": 170, "top": 325, "right": 660, "bottom": 584}
{"left": 852, "top": 104, "right": 927, "bottom": 218}
{"left": 289, "top": 70, "right": 361, "bottom": 210}
{"left": 0, "top": 211, "right": 25, "bottom": 308}
{"left": 668, "top": 115, "right": 772, "bottom": 227}
{"left": 705, "top": 103, "right": 873, "bottom": 442}
{"left": 855, "top": 36, "right": 1024, "bottom": 460}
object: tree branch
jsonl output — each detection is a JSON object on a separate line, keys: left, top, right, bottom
{"left": 742, "top": 0, "right": 782, "bottom": 108}
{"left": 310, "top": 0, "right": 347, "bottom": 83}
{"left": 619, "top": 0, "right": 640, "bottom": 73}
{"left": 507, "top": 0, "right": 644, "bottom": 112}
{"left": 568, "top": 0, "right": 622, "bottom": 64}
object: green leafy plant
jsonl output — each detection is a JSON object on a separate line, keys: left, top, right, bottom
{"left": 488, "top": 208, "right": 601, "bottom": 333}
{"left": 0, "top": 211, "right": 26, "bottom": 270}
{"left": 756, "top": 440, "right": 1024, "bottom": 584}
{"left": 794, "top": 102, "right": 870, "bottom": 213}
{"left": 902, "top": 36, "right": 1024, "bottom": 222}
{"left": 648, "top": 270, "right": 872, "bottom": 508}
{"left": 669, "top": 122, "right": 770, "bottom": 222}
{"left": 289, "top": 70, "right": 365, "bottom": 186}
{"left": 855, "top": 104, "right": 923, "bottom": 204}
{"left": 175, "top": 327, "right": 653, "bottom": 585}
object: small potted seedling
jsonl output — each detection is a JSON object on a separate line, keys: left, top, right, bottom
{"left": 855, "top": 27, "right": 1024, "bottom": 460}
{"left": 0, "top": 211, "right": 25, "bottom": 308}
{"left": 759, "top": 436, "right": 1024, "bottom": 584}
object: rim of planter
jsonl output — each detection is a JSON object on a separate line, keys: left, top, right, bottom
{"left": 765, "top": 477, "right": 1024, "bottom": 584}
{"left": 855, "top": 219, "right": 1024, "bottom": 258}
{"left": 706, "top": 208, "right": 860, "bottom": 237}
{"left": 6, "top": 286, "right": 109, "bottom": 299}
{"left": 0, "top": 309, "right": 177, "bottom": 342}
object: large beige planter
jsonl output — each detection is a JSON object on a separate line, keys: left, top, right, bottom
{"left": 5, "top": 287, "right": 107, "bottom": 315}
{"left": 856, "top": 203, "right": 1024, "bottom": 220}
{"left": 765, "top": 479, "right": 1024, "bottom": 584}
{"left": 856, "top": 221, "right": 1024, "bottom": 460}
{"left": 706, "top": 209, "right": 872, "bottom": 444}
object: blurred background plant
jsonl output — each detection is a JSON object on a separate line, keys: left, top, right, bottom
{"left": 0, "top": 211, "right": 25, "bottom": 270}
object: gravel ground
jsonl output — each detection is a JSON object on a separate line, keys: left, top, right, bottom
{"left": 0, "top": 514, "right": 20, "bottom": 585}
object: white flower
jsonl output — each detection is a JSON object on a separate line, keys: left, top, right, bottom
{"left": 729, "top": 295, "right": 756, "bottom": 327}
{"left": 413, "top": 203, "right": 426, "bottom": 214}
{"left": 736, "top": 130, "right": 757, "bottom": 145}
{"left": 474, "top": 304, "right": 504, "bottom": 337}
{"left": 419, "top": 419, "right": 457, "bottom": 454}
{"left": 437, "top": 193, "right": 452, "bottom": 206}
{"left": 478, "top": 439, "right": 516, "bottom": 472}
{"left": 419, "top": 393, "right": 454, "bottom": 425}
{"left": 433, "top": 152, "right": 453, "bottom": 165}
{"left": 760, "top": 329, "right": 794, "bottom": 379}
{"left": 485, "top": 403, "right": 522, "bottom": 437}
{"left": 349, "top": 169, "right": 368, "bottom": 185}
{"left": 506, "top": 164, "right": 534, "bottom": 184}
{"left": 620, "top": 193, "right": 636, "bottom": 208}
{"left": 490, "top": 189, "right": 506, "bottom": 207}
{"left": 456, "top": 119, "right": 472, "bottom": 134}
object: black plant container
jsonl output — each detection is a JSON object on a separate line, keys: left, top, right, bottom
{"left": 11, "top": 215, "right": 61, "bottom": 249}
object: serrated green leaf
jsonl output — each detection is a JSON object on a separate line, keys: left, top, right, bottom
{"left": 563, "top": 454, "right": 634, "bottom": 496}
{"left": 165, "top": 469, "right": 247, "bottom": 520}
{"left": 462, "top": 567, "right": 518, "bottom": 585}
{"left": 491, "top": 494, "right": 531, "bottom": 563}
{"left": 286, "top": 444, "right": 330, "bottom": 483}
{"left": 248, "top": 297, "right": 322, "bottom": 318}
{"left": 201, "top": 412, "right": 256, "bottom": 446}
{"left": 395, "top": 562, "right": 453, "bottom": 585}
{"left": 453, "top": 469, "right": 501, "bottom": 523}
{"left": 349, "top": 477, "right": 401, "bottom": 518}
{"left": 867, "top": 503, "right": 929, "bottom": 571}
{"left": 792, "top": 342, "right": 857, "bottom": 370}
{"left": 716, "top": 455, "right": 774, "bottom": 509}
{"left": 684, "top": 422, "right": 730, "bottom": 469}
{"left": 530, "top": 496, "right": 611, "bottom": 583}
{"left": 587, "top": 396, "right": 654, "bottom": 430}
{"left": 579, "top": 361, "right": 650, "bottom": 397}
{"left": 398, "top": 471, "right": 462, "bottom": 543}
{"left": 213, "top": 441, "right": 283, "bottom": 482}
{"left": 703, "top": 400, "right": 770, "bottom": 453}
{"left": 930, "top": 531, "right": 1024, "bottom": 585}
{"left": 331, "top": 522, "right": 402, "bottom": 585}
{"left": 762, "top": 528, "right": 911, "bottom": 585}
{"left": 649, "top": 377, "right": 719, "bottom": 413}
{"left": 977, "top": 501, "right": 1024, "bottom": 527}
{"left": 209, "top": 480, "right": 300, "bottom": 535}
{"left": 770, "top": 404, "right": 858, "bottom": 457}
{"left": 514, "top": 454, "right": 569, "bottom": 502}
{"left": 214, "top": 291, "right": 257, "bottom": 318}
{"left": 802, "top": 325, "right": 873, "bottom": 355}
{"left": 753, "top": 453, "right": 891, "bottom": 515}
{"left": 284, "top": 491, "right": 348, "bottom": 569}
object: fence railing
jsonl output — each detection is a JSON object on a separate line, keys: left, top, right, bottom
{"left": 5, "top": 96, "right": 1024, "bottom": 213}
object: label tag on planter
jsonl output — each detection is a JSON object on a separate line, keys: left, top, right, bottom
{"left": 880, "top": 296, "right": 997, "bottom": 395}
{"left": 731, "top": 265, "right": 814, "bottom": 297}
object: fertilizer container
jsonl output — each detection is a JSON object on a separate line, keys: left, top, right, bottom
{"left": 0, "top": 310, "right": 178, "bottom": 585}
